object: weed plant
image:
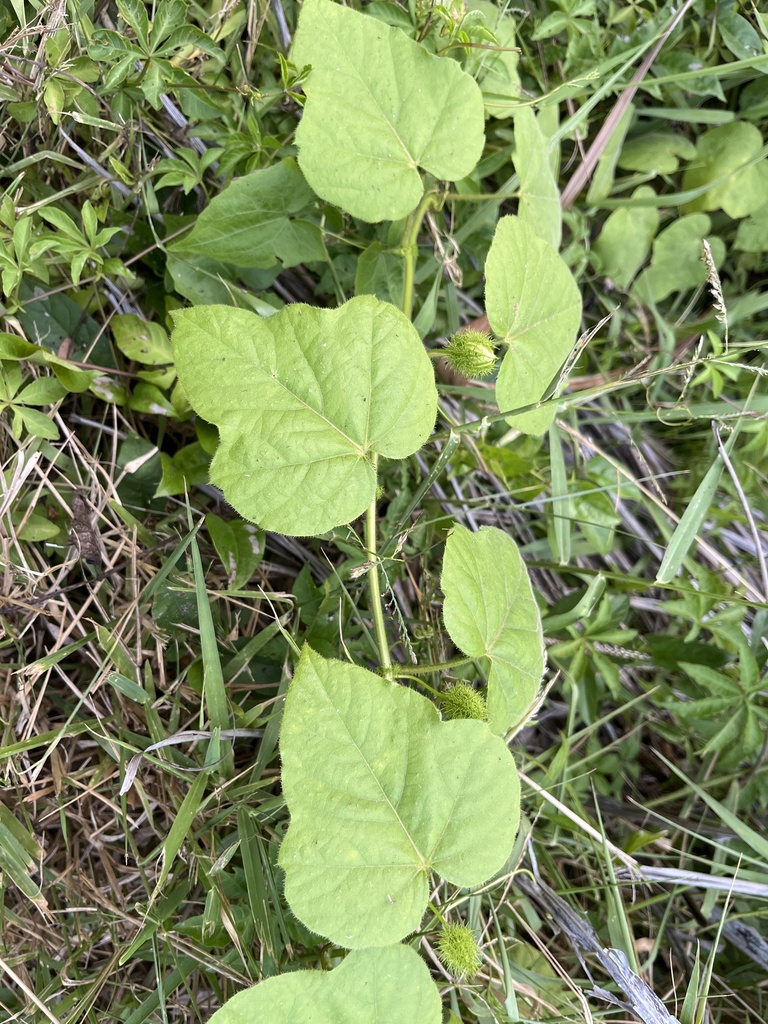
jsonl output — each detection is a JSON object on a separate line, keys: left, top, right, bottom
{"left": 0, "top": 0, "right": 767, "bottom": 1021}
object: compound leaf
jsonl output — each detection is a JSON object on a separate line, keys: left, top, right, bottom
{"left": 486, "top": 216, "right": 581, "bottom": 434}
{"left": 208, "top": 945, "right": 441, "bottom": 1024}
{"left": 171, "top": 296, "right": 436, "bottom": 536}
{"left": 279, "top": 647, "right": 520, "bottom": 947}
{"left": 442, "top": 525, "right": 544, "bottom": 735}
{"left": 291, "top": 0, "right": 485, "bottom": 222}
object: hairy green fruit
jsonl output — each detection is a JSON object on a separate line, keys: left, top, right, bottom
{"left": 437, "top": 923, "right": 482, "bottom": 978}
{"left": 444, "top": 329, "right": 498, "bottom": 379}
{"left": 439, "top": 682, "right": 488, "bottom": 721}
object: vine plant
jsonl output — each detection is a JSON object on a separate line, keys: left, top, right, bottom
{"left": 170, "top": 0, "right": 582, "bottom": 1017}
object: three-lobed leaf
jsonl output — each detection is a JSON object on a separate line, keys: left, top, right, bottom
{"left": 442, "top": 525, "right": 544, "bottom": 735}
{"left": 171, "top": 295, "right": 437, "bottom": 536}
{"left": 207, "top": 946, "right": 441, "bottom": 1024}
{"left": 291, "top": 0, "right": 485, "bottom": 222}
{"left": 486, "top": 216, "right": 582, "bottom": 435}
{"left": 279, "top": 647, "right": 520, "bottom": 947}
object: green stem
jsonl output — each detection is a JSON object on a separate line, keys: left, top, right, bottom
{"left": 366, "top": 454, "right": 392, "bottom": 675}
{"left": 392, "top": 657, "right": 472, "bottom": 677}
{"left": 401, "top": 191, "right": 440, "bottom": 320}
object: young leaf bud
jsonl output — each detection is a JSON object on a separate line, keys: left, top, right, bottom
{"left": 444, "top": 329, "right": 497, "bottom": 379}
{"left": 439, "top": 682, "right": 487, "bottom": 721}
{"left": 437, "top": 923, "right": 482, "bottom": 978}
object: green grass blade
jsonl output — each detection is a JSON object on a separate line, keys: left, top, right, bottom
{"left": 151, "top": 770, "right": 209, "bottom": 900}
{"left": 659, "top": 753, "right": 768, "bottom": 861}
{"left": 549, "top": 423, "right": 571, "bottom": 564}
{"left": 189, "top": 530, "right": 233, "bottom": 776}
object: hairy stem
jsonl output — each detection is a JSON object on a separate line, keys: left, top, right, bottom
{"left": 366, "top": 454, "right": 392, "bottom": 675}
{"left": 392, "top": 657, "right": 472, "bottom": 677}
{"left": 401, "top": 191, "right": 440, "bottom": 320}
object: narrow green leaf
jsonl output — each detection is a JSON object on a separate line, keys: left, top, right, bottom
{"left": 656, "top": 459, "right": 725, "bottom": 584}
{"left": 153, "top": 770, "right": 209, "bottom": 898}
{"left": 679, "top": 944, "right": 701, "bottom": 1024}
{"left": 291, "top": 0, "right": 485, "bottom": 222}
{"left": 279, "top": 647, "right": 520, "bottom": 947}
{"left": 548, "top": 422, "right": 571, "bottom": 564}
{"left": 190, "top": 533, "right": 233, "bottom": 775}
{"left": 208, "top": 946, "right": 441, "bottom": 1024}
{"left": 171, "top": 295, "right": 438, "bottom": 536}
{"left": 586, "top": 103, "right": 635, "bottom": 204}
{"left": 237, "top": 807, "right": 281, "bottom": 961}
{"left": 0, "top": 806, "right": 46, "bottom": 910}
{"left": 106, "top": 672, "right": 151, "bottom": 704}
{"left": 659, "top": 753, "right": 768, "bottom": 861}
{"left": 442, "top": 525, "right": 544, "bottom": 735}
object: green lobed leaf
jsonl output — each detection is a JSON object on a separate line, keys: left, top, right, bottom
{"left": 735, "top": 201, "right": 768, "bottom": 252}
{"left": 170, "top": 159, "right": 325, "bottom": 269}
{"left": 633, "top": 214, "right": 725, "bottom": 303}
{"left": 171, "top": 295, "right": 437, "bottom": 536}
{"left": 682, "top": 121, "right": 768, "bottom": 219}
{"left": 208, "top": 945, "right": 442, "bottom": 1024}
{"left": 442, "top": 525, "right": 544, "bottom": 735}
{"left": 279, "top": 647, "right": 520, "bottom": 947}
{"left": 593, "top": 186, "right": 659, "bottom": 290}
{"left": 485, "top": 216, "right": 582, "bottom": 434}
{"left": 617, "top": 132, "right": 697, "bottom": 175}
{"left": 291, "top": 0, "right": 485, "bottom": 222}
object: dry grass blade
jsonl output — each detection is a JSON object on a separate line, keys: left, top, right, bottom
{"left": 561, "top": 0, "right": 698, "bottom": 208}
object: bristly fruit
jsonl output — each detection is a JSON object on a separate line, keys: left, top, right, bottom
{"left": 444, "top": 329, "right": 497, "bottom": 379}
{"left": 439, "top": 682, "right": 487, "bottom": 721}
{"left": 437, "top": 923, "right": 483, "bottom": 978}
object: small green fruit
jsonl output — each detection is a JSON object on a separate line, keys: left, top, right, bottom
{"left": 444, "top": 329, "right": 497, "bottom": 379}
{"left": 437, "top": 923, "right": 482, "bottom": 978}
{"left": 439, "top": 682, "right": 487, "bottom": 721}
